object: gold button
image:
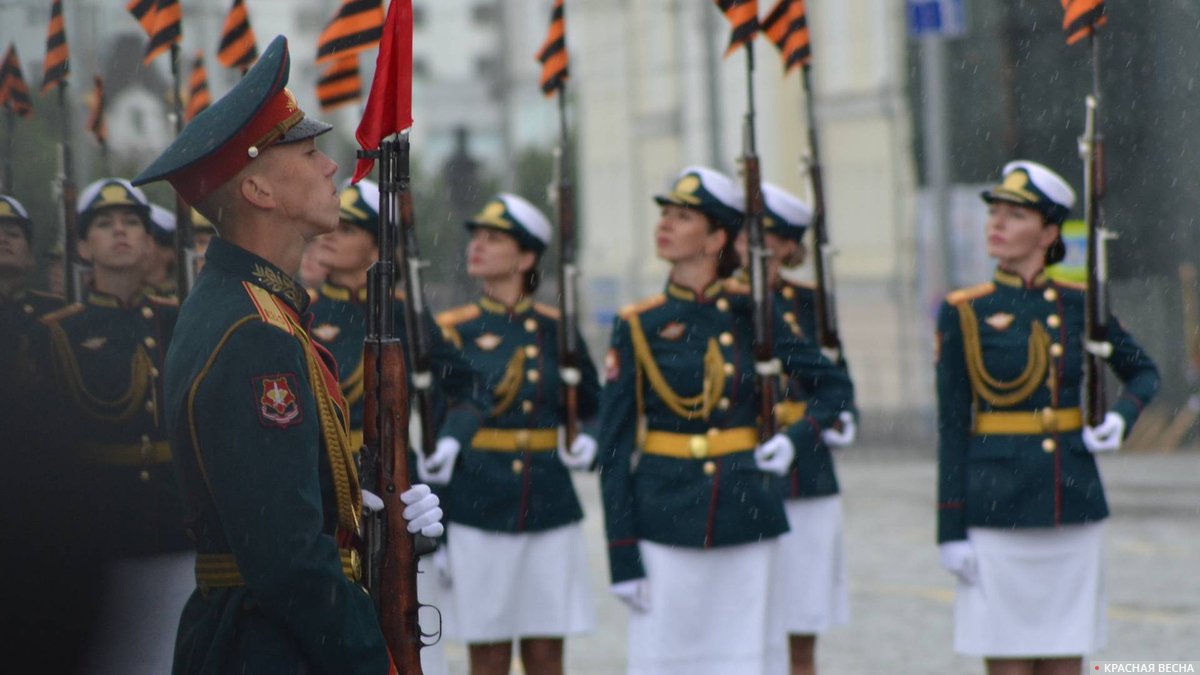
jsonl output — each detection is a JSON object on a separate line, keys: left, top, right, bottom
{"left": 524, "top": 345, "right": 539, "bottom": 358}
{"left": 1044, "top": 288, "right": 1058, "bottom": 302}
{"left": 521, "top": 400, "right": 534, "bottom": 414}
{"left": 512, "top": 459, "right": 525, "bottom": 473}
{"left": 706, "top": 427, "right": 721, "bottom": 437}
{"left": 141, "top": 306, "right": 154, "bottom": 319}
{"left": 23, "top": 304, "right": 33, "bottom": 315}
{"left": 702, "top": 460, "right": 716, "bottom": 476}
{"left": 150, "top": 367, "right": 160, "bottom": 378}
{"left": 783, "top": 312, "right": 796, "bottom": 324}
{"left": 144, "top": 336, "right": 157, "bottom": 349}
{"left": 716, "top": 298, "right": 730, "bottom": 312}
{"left": 524, "top": 318, "right": 538, "bottom": 332}
{"left": 527, "top": 369, "right": 540, "bottom": 383}
{"left": 1046, "top": 314, "right": 1061, "bottom": 329}
{"left": 782, "top": 287, "right": 794, "bottom": 299}
{"left": 145, "top": 400, "right": 155, "bottom": 412}
{"left": 723, "top": 363, "right": 735, "bottom": 376}
{"left": 719, "top": 332, "right": 734, "bottom": 347}
{"left": 138, "top": 470, "right": 151, "bottom": 482}
{"left": 688, "top": 435, "right": 709, "bottom": 459}
{"left": 1042, "top": 438, "right": 1056, "bottom": 453}
{"left": 1049, "top": 343, "right": 1063, "bottom": 358}
{"left": 515, "top": 429, "right": 532, "bottom": 449}
{"left": 718, "top": 397, "right": 730, "bottom": 410}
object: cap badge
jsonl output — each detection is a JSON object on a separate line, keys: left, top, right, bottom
{"left": 100, "top": 184, "right": 131, "bottom": 205}
{"left": 283, "top": 88, "right": 298, "bottom": 113}
{"left": 0, "top": 202, "right": 12, "bottom": 217}
{"left": 1000, "top": 170, "right": 1038, "bottom": 202}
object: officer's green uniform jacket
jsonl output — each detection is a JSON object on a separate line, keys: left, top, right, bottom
{"left": 164, "top": 238, "right": 388, "bottom": 675}
{"left": 307, "top": 281, "right": 485, "bottom": 446}
{"left": 936, "top": 269, "right": 1160, "bottom": 543}
{"left": 436, "top": 296, "right": 601, "bottom": 533}
{"left": 774, "top": 279, "right": 856, "bottom": 500}
{"left": 598, "top": 279, "right": 854, "bottom": 583}
{"left": 38, "top": 285, "right": 190, "bottom": 559}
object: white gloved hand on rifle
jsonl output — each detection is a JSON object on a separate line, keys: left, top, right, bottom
{"left": 559, "top": 431, "right": 598, "bottom": 470}
{"left": 1082, "top": 412, "right": 1125, "bottom": 454}
{"left": 362, "top": 485, "right": 444, "bottom": 538}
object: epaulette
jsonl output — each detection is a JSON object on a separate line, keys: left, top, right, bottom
{"left": 435, "top": 304, "right": 482, "bottom": 329}
{"left": 39, "top": 302, "right": 85, "bottom": 325}
{"left": 618, "top": 293, "right": 667, "bottom": 319}
{"left": 146, "top": 293, "right": 180, "bottom": 307}
{"left": 722, "top": 277, "right": 750, "bottom": 295}
{"left": 1052, "top": 279, "right": 1086, "bottom": 292}
{"left": 242, "top": 282, "right": 294, "bottom": 335}
{"left": 946, "top": 282, "right": 996, "bottom": 306}
{"left": 533, "top": 302, "right": 561, "bottom": 319}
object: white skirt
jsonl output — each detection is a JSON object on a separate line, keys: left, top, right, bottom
{"left": 955, "top": 522, "right": 1107, "bottom": 657}
{"left": 776, "top": 496, "right": 850, "bottom": 634}
{"left": 83, "top": 552, "right": 195, "bottom": 675}
{"left": 417, "top": 551, "right": 448, "bottom": 675}
{"left": 445, "top": 522, "right": 595, "bottom": 643}
{"left": 628, "top": 540, "right": 787, "bottom": 675}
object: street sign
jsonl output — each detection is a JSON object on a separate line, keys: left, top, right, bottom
{"left": 907, "top": 0, "right": 967, "bottom": 38}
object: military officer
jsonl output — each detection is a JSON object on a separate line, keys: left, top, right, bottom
{"left": 936, "top": 160, "right": 1159, "bottom": 672}
{"left": 733, "top": 183, "right": 857, "bottom": 675}
{"left": 145, "top": 203, "right": 179, "bottom": 297}
{"left": 427, "top": 194, "right": 601, "bottom": 675}
{"left": 0, "top": 195, "right": 64, "bottom": 396}
{"left": 132, "top": 36, "right": 443, "bottom": 675}
{"left": 597, "top": 166, "right": 853, "bottom": 675}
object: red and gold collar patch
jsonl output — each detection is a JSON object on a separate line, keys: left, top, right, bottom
{"left": 254, "top": 373, "right": 303, "bottom": 429}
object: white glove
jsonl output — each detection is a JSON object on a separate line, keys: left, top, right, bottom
{"left": 417, "top": 437, "right": 460, "bottom": 485}
{"left": 432, "top": 545, "right": 452, "bottom": 587}
{"left": 822, "top": 411, "right": 858, "bottom": 448}
{"left": 400, "top": 484, "right": 444, "bottom": 538}
{"left": 938, "top": 540, "right": 978, "bottom": 585}
{"left": 754, "top": 433, "right": 795, "bottom": 476}
{"left": 1082, "top": 412, "right": 1125, "bottom": 454}
{"left": 559, "top": 432, "right": 598, "bottom": 470}
{"left": 361, "top": 489, "right": 384, "bottom": 513}
{"left": 610, "top": 579, "right": 651, "bottom": 614}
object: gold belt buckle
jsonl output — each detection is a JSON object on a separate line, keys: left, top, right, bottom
{"left": 515, "top": 429, "right": 532, "bottom": 451}
{"left": 1039, "top": 407, "right": 1059, "bottom": 433}
{"left": 688, "top": 435, "right": 709, "bottom": 459}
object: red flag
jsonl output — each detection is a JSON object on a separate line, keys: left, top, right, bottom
{"left": 353, "top": 0, "right": 412, "bottom": 183}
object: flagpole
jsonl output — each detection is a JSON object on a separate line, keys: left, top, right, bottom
{"left": 170, "top": 42, "right": 194, "bottom": 300}
{"left": 3, "top": 106, "right": 12, "bottom": 192}
{"left": 57, "top": 83, "right": 79, "bottom": 302}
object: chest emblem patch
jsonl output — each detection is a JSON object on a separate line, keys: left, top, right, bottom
{"left": 80, "top": 336, "right": 107, "bottom": 351}
{"left": 658, "top": 321, "right": 687, "bottom": 341}
{"left": 254, "top": 373, "right": 303, "bottom": 429}
{"left": 475, "top": 333, "right": 503, "bottom": 351}
{"left": 985, "top": 313, "right": 1015, "bottom": 331}
{"left": 311, "top": 323, "right": 341, "bottom": 342}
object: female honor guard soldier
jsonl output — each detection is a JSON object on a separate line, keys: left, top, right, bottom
{"left": 598, "top": 166, "right": 853, "bottom": 675}
{"left": 34, "top": 178, "right": 191, "bottom": 674}
{"left": 425, "top": 193, "right": 601, "bottom": 675}
{"left": 131, "top": 36, "right": 443, "bottom": 675}
{"left": 145, "top": 203, "right": 180, "bottom": 297}
{"left": 936, "top": 161, "right": 1159, "bottom": 674}
{"left": 734, "top": 183, "right": 856, "bottom": 675}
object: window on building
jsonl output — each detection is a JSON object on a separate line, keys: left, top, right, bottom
{"left": 472, "top": 3, "right": 499, "bottom": 24}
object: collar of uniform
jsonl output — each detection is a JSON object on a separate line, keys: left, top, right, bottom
{"left": 994, "top": 267, "right": 1049, "bottom": 290}
{"left": 666, "top": 279, "right": 725, "bottom": 303}
{"left": 319, "top": 281, "right": 369, "bottom": 304}
{"left": 86, "top": 284, "right": 147, "bottom": 309}
{"left": 204, "top": 237, "right": 310, "bottom": 313}
{"left": 478, "top": 294, "right": 533, "bottom": 316}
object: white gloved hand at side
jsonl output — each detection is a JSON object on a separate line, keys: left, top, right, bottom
{"left": 417, "top": 437, "right": 460, "bottom": 485}
{"left": 610, "top": 579, "right": 651, "bottom": 614}
{"left": 822, "top": 411, "right": 858, "bottom": 448}
{"left": 938, "top": 540, "right": 978, "bottom": 585}
{"left": 754, "top": 433, "right": 795, "bottom": 476}
{"left": 559, "top": 432, "right": 598, "bottom": 470}
{"left": 400, "top": 484, "right": 444, "bottom": 538}
{"left": 1082, "top": 412, "right": 1125, "bottom": 453}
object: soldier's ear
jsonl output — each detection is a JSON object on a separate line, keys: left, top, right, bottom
{"left": 240, "top": 173, "right": 276, "bottom": 211}
{"left": 77, "top": 239, "right": 93, "bottom": 263}
{"left": 705, "top": 227, "right": 729, "bottom": 256}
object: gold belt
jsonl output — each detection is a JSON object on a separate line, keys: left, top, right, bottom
{"left": 349, "top": 429, "right": 364, "bottom": 456}
{"left": 81, "top": 440, "right": 172, "bottom": 466}
{"left": 642, "top": 427, "right": 759, "bottom": 460}
{"left": 471, "top": 428, "right": 558, "bottom": 452}
{"left": 774, "top": 401, "right": 808, "bottom": 426}
{"left": 195, "top": 549, "right": 361, "bottom": 594}
{"left": 973, "top": 407, "right": 1083, "bottom": 435}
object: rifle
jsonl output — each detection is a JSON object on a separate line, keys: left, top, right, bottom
{"left": 359, "top": 135, "right": 437, "bottom": 672}
{"left": 740, "top": 44, "right": 779, "bottom": 442}
{"left": 1078, "top": 34, "right": 1115, "bottom": 428}
{"left": 170, "top": 44, "right": 195, "bottom": 300}
{"left": 54, "top": 86, "right": 81, "bottom": 303}
{"left": 551, "top": 92, "right": 582, "bottom": 446}
{"left": 800, "top": 66, "right": 841, "bottom": 359}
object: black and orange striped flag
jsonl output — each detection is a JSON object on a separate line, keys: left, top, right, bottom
{"left": 218, "top": 0, "right": 258, "bottom": 71}
{"left": 127, "top": 0, "right": 182, "bottom": 65}
{"left": 185, "top": 51, "right": 211, "bottom": 122}
{"left": 714, "top": 0, "right": 759, "bottom": 57}
{"left": 1062, "top": 0, "right": 1106, "bottom": 45}
{"left": 0, "top": 46, "right": 33, "bottom": 118}
{"left": 535, "top": 0, "right": 568, "bottom": 97}
{"left": 87, "top": 75, "right": 107, "bottom": 145}
{"left": 317, "top": 55, "right": 362, "bottom": 112}
{"left": 316, "top": 0, "right": 385, "bottom": 66}
{"left": 41, "top": 0, "right": 69, "bottom": 95}
{"left": 761, "top": 0, "right": 811, "bottom": 72}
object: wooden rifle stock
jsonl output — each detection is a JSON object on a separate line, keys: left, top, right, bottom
{"left": 553, "top": 92, "right": 581, "bottom": 447}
